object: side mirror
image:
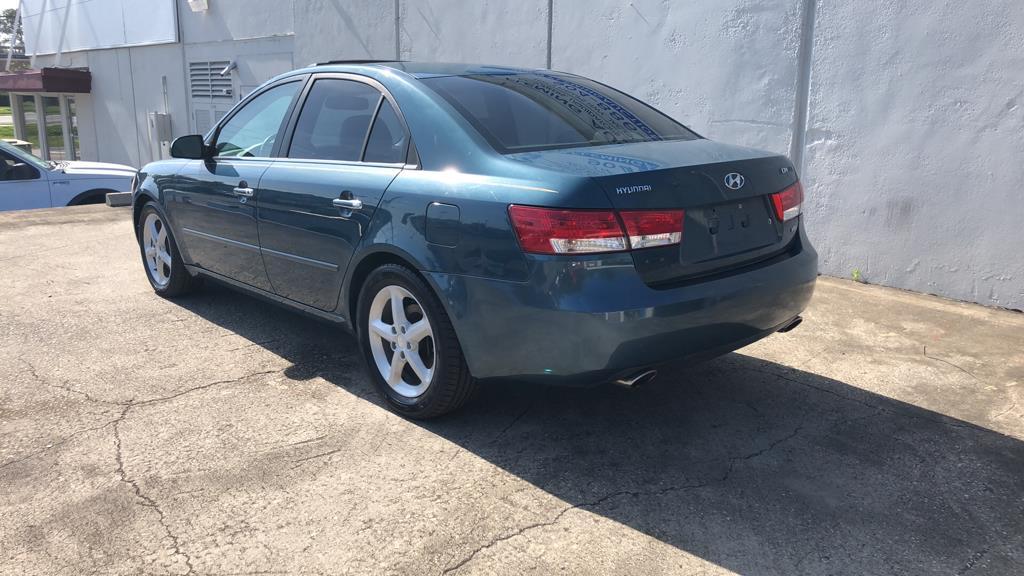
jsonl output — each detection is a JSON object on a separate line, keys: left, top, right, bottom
{"left": 170, "top": 134, "right": 211, "bottom": 159}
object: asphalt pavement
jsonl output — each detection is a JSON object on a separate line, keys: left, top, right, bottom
{"left": 2, "top": 205, "right": 1022, "bottom": 575}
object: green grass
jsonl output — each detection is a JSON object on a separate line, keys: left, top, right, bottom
{"left": 0, "top": 124, "right": 66, "bottom": 149}
{"left": 0, "top": 106, "right": 11, "bottom": 116}
{"left": 46, "top": 124, "right": 62, "bottom": 148}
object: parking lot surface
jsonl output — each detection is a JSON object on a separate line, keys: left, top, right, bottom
{"left": 2, "top": 205, "right": 1023, "bottom": 575}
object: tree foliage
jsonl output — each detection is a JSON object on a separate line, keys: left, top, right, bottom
{"left": 0, "top": 8, "right": 25, "bottom": 53}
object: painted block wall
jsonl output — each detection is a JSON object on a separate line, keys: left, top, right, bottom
{"left": 35, "top": 0, "right": 1023, "bottom": 308}
{"left": 293, "top": 0, "right": 398, "bottom": 67}
{"left": 177, "top": 0, "right": 294, "bottom": 45}
{"left": 802, "top": 0, "right": 1024, "bottom": 309}
{"left": 552, "top": 0, "right": 805, "bottom": 158}
{"left": 399, "top": 0, "right": 548, "bottom": 66}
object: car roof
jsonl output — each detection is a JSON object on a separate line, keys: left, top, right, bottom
{"left": 301, "top": 60, "right": 545, "bottom": 79}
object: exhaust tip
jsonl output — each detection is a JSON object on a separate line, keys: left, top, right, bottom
{"left": 778, "top": 316, "right": 803, "bottom": 333}
{"left": 613, "top": 369, "right": 658, "bottom": 388}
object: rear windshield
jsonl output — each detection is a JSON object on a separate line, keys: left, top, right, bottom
{"left": 421, "top": 73, "right": 698, "bottom": 153}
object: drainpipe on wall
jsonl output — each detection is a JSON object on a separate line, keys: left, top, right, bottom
{"left": 394, "top": 0, "right": 401, "bottom": 59}
{"left": 546, "top": 0, "right": 553, "bottom": 69}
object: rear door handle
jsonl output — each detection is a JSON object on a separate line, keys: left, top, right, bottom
{"left": 332, "top": 198, "right": 363, "bottom": 210}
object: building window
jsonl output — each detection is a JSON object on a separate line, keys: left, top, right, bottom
{"left": 67, "top": 96, "right": 80, "bottom": 158}
{"left": 4, "top": 93, "right": 81, "bottom": 161}
{"left": 18, "top": 95, "right": 40, "bottom": 156}
{"left": 42, "top": 96, "right": 65, "bottom": 161}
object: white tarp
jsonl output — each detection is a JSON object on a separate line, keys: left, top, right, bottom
{"left": 21, "top": 0, "right": 177, "bottom": 55}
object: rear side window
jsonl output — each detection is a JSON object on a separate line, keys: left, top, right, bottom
{"left": 288, "top": 79, "right": 381, "bottom": 161}
{"left": 363, "top": 99, "right": 407, "bottom": 164}
{"left": 422, "top": 73, "right": 698, "bottom": 153}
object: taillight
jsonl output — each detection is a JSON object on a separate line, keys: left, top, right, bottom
{"left": 619, "top": 210, "right": 684, "bottom": 249}
{"left": 508, "top": 205, "right": 683, "bottom": 255}
{"left": 508, "top": 206, "right": 627, "bottom": 254}
{"left": 770, "top": 181, "right": 803, "bottom": 221}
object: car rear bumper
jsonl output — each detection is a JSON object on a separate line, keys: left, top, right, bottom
{"left": 425, "top": 230, "right": 817, "bottom": 385}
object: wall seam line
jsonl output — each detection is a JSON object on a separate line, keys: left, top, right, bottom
{"left": 126, "top": 47, "right": 143, "bottom": 167}
{"left": 789, "top": 0, "right": 817, "bottom": 175}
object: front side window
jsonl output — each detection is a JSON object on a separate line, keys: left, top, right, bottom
{"left": 0, "top": 150, "right": 41, "bottom": 181}
{"left": 0, "top": 141, "right": 50, "bottom": 172}
{"left": 215, "top": 82, "right": 300, "bottom": 158}
{"left": 288, "top": 79, "right": 382, "bottom": 162}
{"left": 422, "top": 73, "right": 698, "bottom": 153}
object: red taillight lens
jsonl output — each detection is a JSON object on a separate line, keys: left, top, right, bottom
{"left": 508, "top": 205, "right": 627, "bottom": 254}
{"left": 770, "top": 181, "right": 804, "bottom": 221}
{"left": 619, "top": 210, "right": 685, "bottom": 249}
{"left": 508, "top": 206, "right": 685, "bottom": 254}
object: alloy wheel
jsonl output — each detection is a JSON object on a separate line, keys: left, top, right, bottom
{"left": 142, "top": 212, "right": 172, "bottom": 288}
{"left": 367, "top": 285, "right": 436, "bottom": 399}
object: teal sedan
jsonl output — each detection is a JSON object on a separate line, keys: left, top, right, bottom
{"left": 132, "top": 61, "right": 816, "bottom": 418}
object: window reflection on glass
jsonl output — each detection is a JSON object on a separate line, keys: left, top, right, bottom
{"left": 67, "top": 97, "right": 80, "bottom": 160}
{"left": 19, "top": 95, "right": 41, "bottom": 157}
{"left": 42, "top": 96, "right": 65, "bottom": 161}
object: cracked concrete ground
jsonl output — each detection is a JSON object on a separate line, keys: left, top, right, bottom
{"left": 1, "top": 205, "right": 1023, "bottom": 575}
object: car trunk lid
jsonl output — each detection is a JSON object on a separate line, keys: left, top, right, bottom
{"left": 507, "top": 139, "right": 800, "bottom": 285}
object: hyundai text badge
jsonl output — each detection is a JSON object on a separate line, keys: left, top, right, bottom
{"left": 724, "top": 173, "right": 745, "bottom": 190}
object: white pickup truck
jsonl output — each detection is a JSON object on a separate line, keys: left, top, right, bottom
{"left": 0, "top": 140, "right": 136, "bottom": 211}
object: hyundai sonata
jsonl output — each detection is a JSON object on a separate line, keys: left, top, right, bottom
{"left": 132, "top": 61, "right": 816, "bottom": 418}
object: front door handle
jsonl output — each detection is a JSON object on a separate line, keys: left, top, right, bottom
{"left": 332, "top": 198, "right": 363, "bottom": 210}
{"left": 232, "top": 186, "right": 254, "bottom": 197}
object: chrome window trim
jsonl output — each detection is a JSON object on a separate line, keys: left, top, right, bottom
{"left": 268, "top": 157, "right": 407, "bottom": 169}
{"left": 279, "top": 72, "right": 419, "bottom": 169}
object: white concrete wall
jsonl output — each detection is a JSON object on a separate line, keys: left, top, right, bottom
{"left": 125, "top": 44, "right": 190, "bottom": 166}
{"left": 553, "top": 0, "right": 805, "bottom": 157}
{"left": 34, "top": 44, "right": 189, "bottom": 168}
{"left": 32, "top": 0, "right": 1023, "bottom": 308}
{"left": 400, "top": 0, "right": 548, "bottom": 67}
{"left": 177, "top": 0, "right": 293, "bottom": 45}
{"left": 803, "top": 0, "right": 1024, "bottom": 309}
{"left": 293, "top": 0, "right": 398, "bottom": 67}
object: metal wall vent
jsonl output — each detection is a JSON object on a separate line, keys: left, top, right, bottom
{"left": 189, "top": 61, "right": 233, "bottom": 99}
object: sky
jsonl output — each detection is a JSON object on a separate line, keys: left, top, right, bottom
{"left": 0, "top": 0, "right": 19, "bottom": 11}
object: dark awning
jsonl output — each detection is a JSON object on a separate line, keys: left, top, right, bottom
{"left": 0, "top": 67, "right": 91, "bottom": 93}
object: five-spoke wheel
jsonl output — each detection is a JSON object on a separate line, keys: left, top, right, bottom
{"left": 358, "top": 264, "right": 475, "bottom": 418}
{"left": 367, "top": 285, "right": 436, "bottom": 399}
{"left": 137, "top": 202, "right": 193, "bottom": 297}
{"left": 142, "top": 212, "right": 173, "bottom": 288}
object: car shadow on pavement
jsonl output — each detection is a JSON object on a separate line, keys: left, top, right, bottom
{"left": 174, "top": 283, "right": 1024, "bottom": 575}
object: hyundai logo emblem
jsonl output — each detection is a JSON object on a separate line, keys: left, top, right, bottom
{"left": 724, "top": 173, "right": 746, "bottom": 190}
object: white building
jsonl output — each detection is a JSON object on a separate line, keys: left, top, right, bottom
{"left": 3, "top": 0, "right": 1022, "bottom": 310}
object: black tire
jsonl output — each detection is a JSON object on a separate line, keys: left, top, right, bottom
{"left": 136, "top": 202, "right": 194, "bottom": 297}
{"left": 357, "top": 264, "right": 475, "bottom": 419}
